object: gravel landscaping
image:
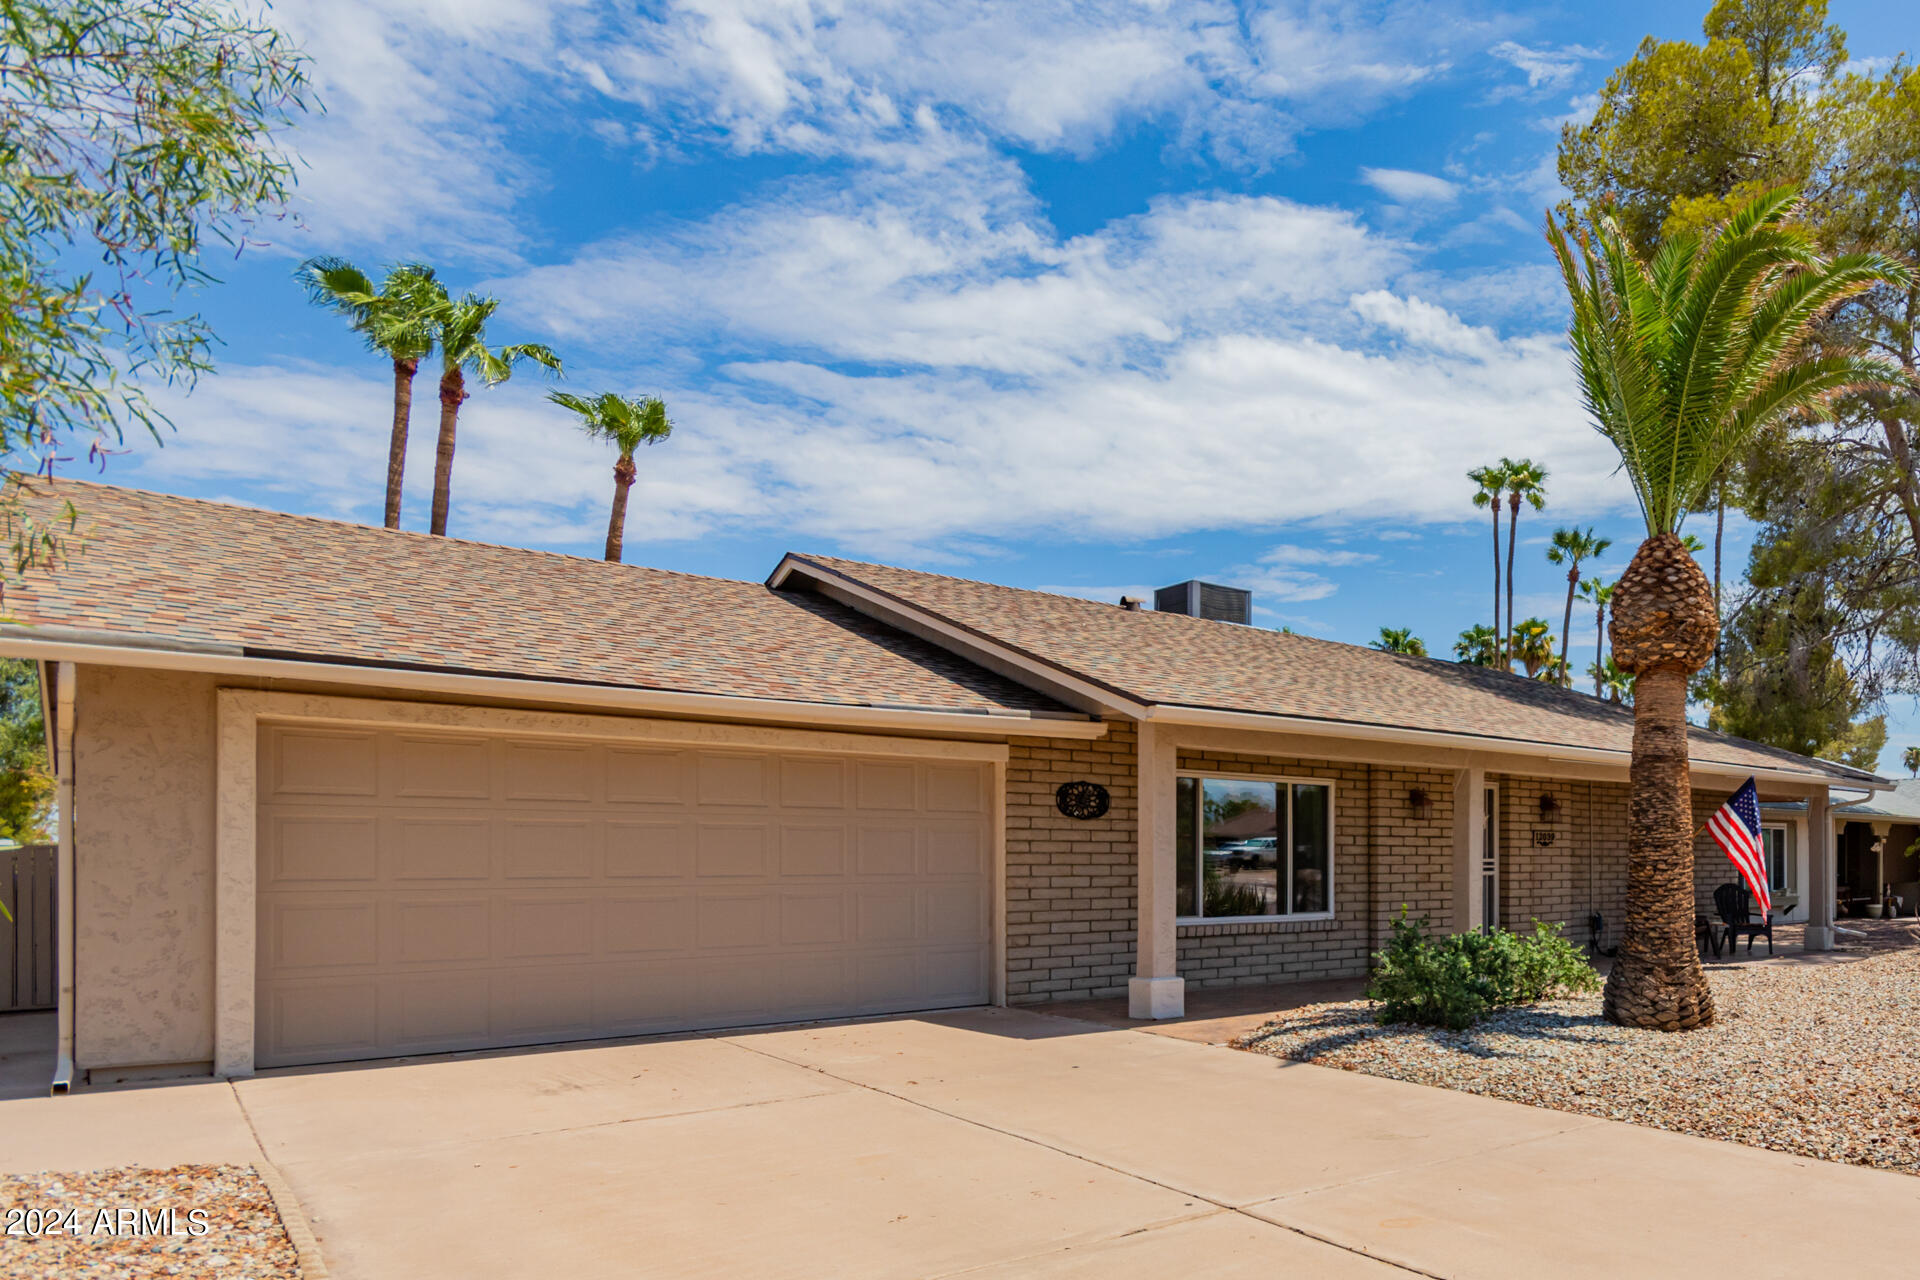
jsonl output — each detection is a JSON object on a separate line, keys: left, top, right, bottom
{"left": 1239, "top": 921, "right": 1920, "bottom": 1174}
{"left": 0, "top": 1164, "right": 300, "bottom": 1279}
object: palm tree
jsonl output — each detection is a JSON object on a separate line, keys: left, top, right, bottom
{"left": 1469, "top": 463, "right": 1510, "bottom": 660}
{"left": 1577, "top": 576, "right": 1614, "bottom": 698}
{"left": 1547, "top": 527, "right": 1612, "bottom": 689}
{"left": 427, "top": 294, "right": 563, "bottom": 537}
{"left": 548, "top": 391, "right": 674, "bottom": 562}
{"left": 296, "top": 258, "right": 446, "bottom": 528}
{"left": 1453, "top": 624, "right": 1499, "bottom": 666}
{"left": 1371, "top": 626, "right": 1427, "bottom": 657}
{"left": 1590, "top": 655, "right": 1636, "bottom": 704}
{"left": 1904, "top": 745, "right": 1919, "bottom": 777}
{"left": 1549, "top": 185, "right": 1905, "bottom": 1031}
{"left": 1501, "top": 458, "right": 1549, "bottom": 670}
{"left": 1509, "top": 616, "right": 1556, "bottom": 678}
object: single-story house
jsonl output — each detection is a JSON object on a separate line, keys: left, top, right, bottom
{"left": 1, "top": 480, "right": 1887, "bottom": 1086}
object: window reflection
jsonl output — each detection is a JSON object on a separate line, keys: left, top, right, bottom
{"left": 1176, "top": 777, "right": 1197, "bottom": 917}
{"left": 1178, "top": 776, "right": 1333, "bottom": 920}
{"left": 1201, "top": 779, "right": 1279, "bottom": 917}
{"left": 1292, "top": 783, "right": 1329, "bottom": 913}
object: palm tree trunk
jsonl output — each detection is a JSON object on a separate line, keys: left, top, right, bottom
{"left": 1594, "top": 599, "right": 1606, "bottom": 698}
{"left": 385, "top": 357, "right": 417, "bottom": 529}
{"left": 604, "top": 452, "right": 636, "bottom": 562}
{"left": 430, "top": 366, "right": 466, "bottom": 537}
{"left": 1600, "top": 665, "right": 1715, "bottom": 1029}
{"left": 1489, "top": 500, "right": 1502, "bottom": 667}
{"left": 1600, "top": 533, "right": 1718, "bottom": 1031}
{"left": 1503, "top": 492, "right": 1521, "bottom": 670}
{"left": 1558, "top": 562, "right": 1578, "bottom": 688}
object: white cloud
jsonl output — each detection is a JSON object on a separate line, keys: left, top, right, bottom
{"left": 1360, "top": 167, "right": 1459, "bottom": 204}
{"left": 1488, "top": 40, "right": 1602, "bottom": 95}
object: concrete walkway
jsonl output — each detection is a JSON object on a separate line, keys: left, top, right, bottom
{"left": 4, "top": 1007, "right": 1915, "bottom": 1278}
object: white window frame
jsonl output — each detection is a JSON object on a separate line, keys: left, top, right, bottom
{"left": 1761, "top": 822, "right": 1796, "bottom": 894}
{"left": 1175, "top": 769, "right": 1336, "bottom": 925}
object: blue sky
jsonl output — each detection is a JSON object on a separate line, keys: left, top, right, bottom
{"left": 104, "top": 0, "right": 1916, "bottom": 768}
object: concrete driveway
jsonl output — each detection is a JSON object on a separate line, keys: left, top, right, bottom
{"left": 6, "top": 1007, "right": 1916, "bottom": 1278}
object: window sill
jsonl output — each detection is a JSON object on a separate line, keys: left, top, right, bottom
{"left": 1177, "top": 912, "right": 1335, "bottom": 937}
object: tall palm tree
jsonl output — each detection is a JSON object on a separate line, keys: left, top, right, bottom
{"left": 1371, "top": 626, "right": 1427, "bottom": 657}
{"left": 1509, "top": 616, "right": 1556, "bottom": 678}
{"left": 427, "top": 294, "right": 563, "bottom": 537}
{"left": 1469, "top": 463, "right": 1510, "bottom": 659}
{"left": 296, "top": 258, "right": 446, "bottom": 528}
{"left": 1577, "top": 576, "right": 1614, "bottom": 698}
{"left": 1453, "top": 624, "right": 1499, "bottom": 666}
{"left": 548, "top": 391, "right": 674, "bottom": 562}
{"left": 1501, "top": 458, "right": 1549, "bottom": 670}
{"left": 1904, "top": 745, "right": 1920, "bottom": 778}
{"left": 1546, "top": 527, "right": 1612, "bottom": 688}
{"left": 1549, "top": 186, "right": 1905, "bottom": 1031}
{"left": 1591, "top": 655, "right": 1635, "bottom": 704}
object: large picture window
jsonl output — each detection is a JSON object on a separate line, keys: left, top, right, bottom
{"left": 1175, "top": 774, "right": 1333, "bottom": 920}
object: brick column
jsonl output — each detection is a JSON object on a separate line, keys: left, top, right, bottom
{"left": 1128, "top": 719, "right": 1184, "bottom": 1018}
{"left": 1806, "top": 788, "right": 1834, "bottom": 951}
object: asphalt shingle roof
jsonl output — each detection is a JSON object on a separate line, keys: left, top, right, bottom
{"left": 3, "top": 480, "right": 1069, "bottom": 717}
{"left": 780, "top": 554, "right": 1883, "bottom": 786}
{"left": 1837, "top": 778, "right": 1920, "bottom": 821}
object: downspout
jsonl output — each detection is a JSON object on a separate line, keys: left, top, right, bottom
{"left": 50, "top": 661, "right": 75, "bottom": 1094}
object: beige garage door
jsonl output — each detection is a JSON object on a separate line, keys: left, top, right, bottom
{"left": 255, "top": 724, "right": 992, "bottom": 1068}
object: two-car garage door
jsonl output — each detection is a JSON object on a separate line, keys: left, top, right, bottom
{"left": 255, "top": 724, "right": 992, "bottom": 1068}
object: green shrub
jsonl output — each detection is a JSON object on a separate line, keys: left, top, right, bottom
{"left": 1365, "top": 910, "right": 1600, "bottom": 1030}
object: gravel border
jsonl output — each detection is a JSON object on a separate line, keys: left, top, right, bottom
{"left": 1238, "top": 935, "right": 1920, "bottom": 1174}
{"left": 0, "top": 1163, "right": 301, "bottom": 1278}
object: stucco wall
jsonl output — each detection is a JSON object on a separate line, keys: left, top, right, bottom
{"left": 74, "top": 664, "right": 220, "bottom": 1070}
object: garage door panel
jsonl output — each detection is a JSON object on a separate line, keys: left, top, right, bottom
{"left": 258, "top": 725, "right": 993, "bottom": 1067}
{"left": 925, "top": 764, "right": 986, "bottom": 813}
{"left": 502, "top": 819, "right": 598, "bottom": 879}
{"left": 695, "top": 894, "right": 775, "bottom": 949}
{"left": 696, "top": 753, "right": 767, "bottom": 806}
{"left": 391, "top": 735, "right": 493, "bottom": 799}
{"left": 606, "top": 748, "right": 686, "bottom": 804}
{"left": 264, "top": 899, "right": 379, "bottom": 972}
{"left": 778, "top": 892, "right": 846, "bottom": 945}
{"left": 388, "top": 897, "right": 492, "bottom": 966}
{"left": 388, "top": 815, "right": 494, "bottom": 880}
{"left": 779, "top": 757, "right": 845, "bottom": 807}
{"left": 605, "top": 820, "right": 692, "bottom": 878}
{"left": 923, "top": 884, "right": 987, "bottom": 941}
{"left": 778, "top": 824, "right": 846, "bottom": 876}
{"left": 496, "top": 966, "right": 594, "bottom": 1039}
{"left": 855, "top": 889, "right": 916, "bottom": 943}
{"left": 502, "top": 741, "right": 594, "bottom": 802}
{"left": 924, "top": 826, "right": 986, "bottom": 877}
{"left": 855, "top": 826, "right": 916, "bottom": 876}
{"left": 694, "top": 824, "right": 769, "bottom": 877}
{"left": 386, "top": 973, "right": 492, "bottom": 1052}
{"left": 272, "top": 729, "right": 380, "bottom": 798}
{"left": 856, "top": 761, "right": 916, "bottom": 810}
{"left": 501, "top": 897, "right": 595, "bottom": 960}
{"left": 264, "top": 814, "right": 379, "bottom": 884}
{"left": 264, "top": 980, "right": 380, "bottom": 1064}
{"left": 596, "top": 894, "right": 696, "bottom": 954}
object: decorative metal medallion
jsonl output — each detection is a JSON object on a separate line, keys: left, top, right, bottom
{"left": 1054, "top": 780, "right": 1111, "bottom": 821}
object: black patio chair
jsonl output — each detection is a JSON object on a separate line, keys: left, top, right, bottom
{"left": 1713, "top": 882, "right": 1773, "bottom": 956}
{"left": 1695, "top": 912, "right": 1721, "bottom": 960}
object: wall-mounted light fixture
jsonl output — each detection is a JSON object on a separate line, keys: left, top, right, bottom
{"left": 1408, "top": 788, "right": 1433, "bottom": 820}
{"left": 1538, "top": 793, "right": 1561, "bottom": 820}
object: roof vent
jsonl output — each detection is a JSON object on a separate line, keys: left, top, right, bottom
{"left": 1119, "top": 596, "right": 1144, "bottom": 611}
{"left": 1154, "top": 580, "right": 1250, "bottom": 625}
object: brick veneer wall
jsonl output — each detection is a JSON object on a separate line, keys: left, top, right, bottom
{"left": 1495, "top": 776, "right": 1631, "bottom": 950}
{"left": 1005, "top": 723, "right": 1745, "bottom": 1003}
{"left": 1690, "top": 786, "right": 1739, "bottom": 909}
{"left": 1003, "top": 724, "right": 1139, "bottom": 1003}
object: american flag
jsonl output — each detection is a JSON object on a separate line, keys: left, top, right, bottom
{"left": 1706, "top": 778, "right": 1770, "bottom": 917}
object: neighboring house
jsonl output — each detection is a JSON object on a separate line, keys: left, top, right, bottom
{"left": 0, "top": 480, "right": 1885, "bottom": 1085}
{"left": 1834, "top": 780, "right": 1920, "bottom": 916}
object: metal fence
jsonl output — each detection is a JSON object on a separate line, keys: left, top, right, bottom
{"left": 2, "top": 844, "right": 56, "bottom": 1012}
